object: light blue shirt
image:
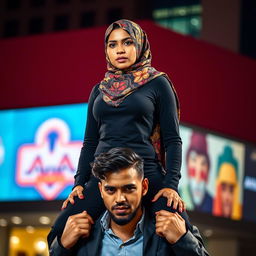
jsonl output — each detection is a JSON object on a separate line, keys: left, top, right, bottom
{"left": 100, "top": 210, "right": 144, "bottom": 256}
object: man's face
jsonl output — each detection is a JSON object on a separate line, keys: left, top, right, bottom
{"left": 98, "top": 167, "right": 148, "bottom": 225}
{"left": 220, "top": 182, "right": 235, "bottom": 218}
{"left": 187, "top": 150, "right": 209, "bottom": 206}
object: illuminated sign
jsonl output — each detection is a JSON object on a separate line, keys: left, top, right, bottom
{"left": 16, "top": 118, "right": 82, "bottom": 200}
{"left": 0, "top": 103, "right": 87, "bottom": 201}
{"left": 243, "top": 145, "right": 256, "bottom": 222}
{"left": 1, "top": 102, "right": 256, "bottom": 224}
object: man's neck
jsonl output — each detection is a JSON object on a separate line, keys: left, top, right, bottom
{"left": 110, "top": 207, "right": 143, "bottom": 242}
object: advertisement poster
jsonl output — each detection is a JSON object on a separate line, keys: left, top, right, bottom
{"left": 179, "top": 126, "right": 245, "bottom": 221}
{"left": 0, "top": 104, "right": 255, "bottom": 224}
{"left": 0, "top": 103, "right": 87, "bottom": 201}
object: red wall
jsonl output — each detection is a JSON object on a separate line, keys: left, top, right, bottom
{"left": 1, "top": 21, "right": 256, "bottom": 143}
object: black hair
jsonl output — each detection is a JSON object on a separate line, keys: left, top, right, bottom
{"left": 91, "top": 147, "right": 144, "bottom": 180}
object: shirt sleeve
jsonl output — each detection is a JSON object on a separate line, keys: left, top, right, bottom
{"left": 171, "top": 225, "right": 210, "bottom": 256}
{"left": 49, "top": 237, "right": 74, "bottom": 256}
{"left": 74, "top": 84, "right": 100, "bottom": 187}
{"left": 156, "top": 76, "right": 182, "bottom": 191}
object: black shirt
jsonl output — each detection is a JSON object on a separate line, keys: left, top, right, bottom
{"left": 74, "top": 76, "right": 182, "bottom": 190}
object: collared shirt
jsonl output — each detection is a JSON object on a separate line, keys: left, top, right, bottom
{"left": 100, "top": 210, "right": 144, "bottom": 256}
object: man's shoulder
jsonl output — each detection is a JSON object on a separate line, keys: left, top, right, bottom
{"left": 143, "top": 211, "right": 175, "bottom": 256}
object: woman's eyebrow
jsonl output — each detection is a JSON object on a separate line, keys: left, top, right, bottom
{"left": 108, "top": 37, "right": 132, "bottom": 43}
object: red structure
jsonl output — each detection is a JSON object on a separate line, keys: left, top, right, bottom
{"left": 1, "top": 20, "right": 256, "bottom": 144}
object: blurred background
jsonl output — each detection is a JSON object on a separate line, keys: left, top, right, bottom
{"left": 0, "top": 0, "right": 256, "bottom": 255}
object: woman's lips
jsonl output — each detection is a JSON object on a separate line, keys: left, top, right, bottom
{"left": 116, "top": 57, "right": 128, "bottom": 63}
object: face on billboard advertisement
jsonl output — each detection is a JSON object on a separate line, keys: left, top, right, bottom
{"left": 179, "top": 126, "right": 245, "bottom": 220}
{"left": 0, "top": 103, "right": 86, "bottom": 201}
{"left": 179, "top": 127, "right": 212, "bottom": 213}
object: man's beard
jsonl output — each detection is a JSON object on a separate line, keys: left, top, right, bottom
{"left": 109, "top": 202, "right": 141, "bottom": 226}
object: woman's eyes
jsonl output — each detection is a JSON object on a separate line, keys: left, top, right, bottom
{"left": 124, "top": 40, "right": 134, "bottom": 46}
{"left": 108, "top": 43, "right": 116, "bottom": 48}
{"left": 108, "top": 40, "right": 134, "bottom": 48}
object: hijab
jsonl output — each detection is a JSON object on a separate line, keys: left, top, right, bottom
{"left": 99, "top": 19, "right": 180, "bottom": 167}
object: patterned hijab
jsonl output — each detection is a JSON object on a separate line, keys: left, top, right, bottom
{"left": 100, "top": 19, "right": 178, "bottom": 110}
{"left": 99, "top": 19, "right": 180, "bottom": 166}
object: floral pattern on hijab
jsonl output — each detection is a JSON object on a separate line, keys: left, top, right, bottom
{"left": 99, "top": 19, "right": 180, "bottom": 166}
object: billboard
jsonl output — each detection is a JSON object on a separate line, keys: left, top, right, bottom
{"left": 0, "top": 103, "right": 255, "bottom": 224}
{"left": 0, "top": 103, "right": 87, "bottom": 201}
{"left": 179, "top": 127, "right": 245, "bottom": 221}
{"left": 243, "top": 145, "right": 256, "bottom": 222}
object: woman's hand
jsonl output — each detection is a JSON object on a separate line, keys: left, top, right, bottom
{"left": 152, "top": 188, "right": 186, "bottom": 212}
{"left": 61, "top": 185, "right": 84, "bottom": 210}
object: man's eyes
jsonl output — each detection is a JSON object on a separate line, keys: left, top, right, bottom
{"left": 104, "top": 186, "right": 136, "bottom": 193}
{"left": 105, "top": 187, "right": 116, "bottom": 193}
{"left": 124, "top": 186, "right": 136, "bottom": 192}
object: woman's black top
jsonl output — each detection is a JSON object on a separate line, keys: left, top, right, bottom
{"left": 74, "top": 76, "right": 182, "bottom": 191}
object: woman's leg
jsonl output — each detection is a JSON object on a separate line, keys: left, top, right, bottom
{"left": 143, "top": 162, "right": 192, "bottom": 230}
{"left": 47, "top": 176, "right": 105, "bottom": 247}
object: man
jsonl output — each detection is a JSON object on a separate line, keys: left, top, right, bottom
{"left": 180, "top": 131, "right": 212, "bottom": 213}
{"left": 50, "top": 147, "right": 209, "bottom": 255}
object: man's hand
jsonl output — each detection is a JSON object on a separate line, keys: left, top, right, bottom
{"left": 155, "top": 210, "right": 186, "bottom": 244}
{"left": 61, "top": 211, "right": 94, "bottom": 249}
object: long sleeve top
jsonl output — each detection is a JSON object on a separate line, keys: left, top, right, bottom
{"left": 74, "top": 75, "right": 182, "bottom": 191}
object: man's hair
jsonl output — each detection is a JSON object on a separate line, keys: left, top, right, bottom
{"left": 91, "top": 148, "right": 144, "bottom": 180}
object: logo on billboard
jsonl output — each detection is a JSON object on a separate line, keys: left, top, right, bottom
{"left": 16, "top": 118, "right": 82, "bottom": 200}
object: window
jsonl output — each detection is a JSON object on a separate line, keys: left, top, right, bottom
{"left": 54, "top": 15, "right": 69, "bottom": 31}
{"left": 80, "top": 11, "right": 95, "bottom": 28}
{"left": 55, "top": 0, "right": 70, "bottom": 4}
{"left": 107, "top": 8, "right": 123, "bottom": 24}
{"left": 3, "top": 19, "right": 19, "bottom": 37}
{"left": 153, "top": 1, "right": 202, "bottom": 37}
{"left": 6, "top": 0, "right": 21, "bottom": 9}
{"left": 29, "top": 17, "right": 44, "bottom": 34}
{"left": 30, "top": 0, "right": 45, "bottom": 8}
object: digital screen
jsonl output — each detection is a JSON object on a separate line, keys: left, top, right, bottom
{"left": 0, "top": 103, "right": 87, "bottom": 201}
{"left": 179, "top": 127, "right": 245, "bottom": 221}
{"left": 0, "top": 103, "right": 255, "bottom": 224}
{"left": 243, "top": 145, "right": 256, "bottom": 222}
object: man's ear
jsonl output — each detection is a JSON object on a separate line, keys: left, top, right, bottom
{"left": 142, "top": 178, "right": 149, "bottom": 196}
{"left": 98, "top": 182, "right": 103, "bottom": 198}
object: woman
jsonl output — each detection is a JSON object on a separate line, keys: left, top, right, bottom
{"left": 48, "top": 19, "right": 185, "bottom": 245}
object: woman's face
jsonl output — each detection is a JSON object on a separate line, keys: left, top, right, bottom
{"left": 106, "top": 28, "right": 137, "bottom": 70}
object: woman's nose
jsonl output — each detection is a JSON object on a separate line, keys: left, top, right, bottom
{"left": 116, "top": 44, "right": 125, "bottom": 54}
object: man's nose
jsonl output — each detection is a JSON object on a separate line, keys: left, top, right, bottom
{"left": 115, "top": 190, "right": 126, "bottom": 202}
